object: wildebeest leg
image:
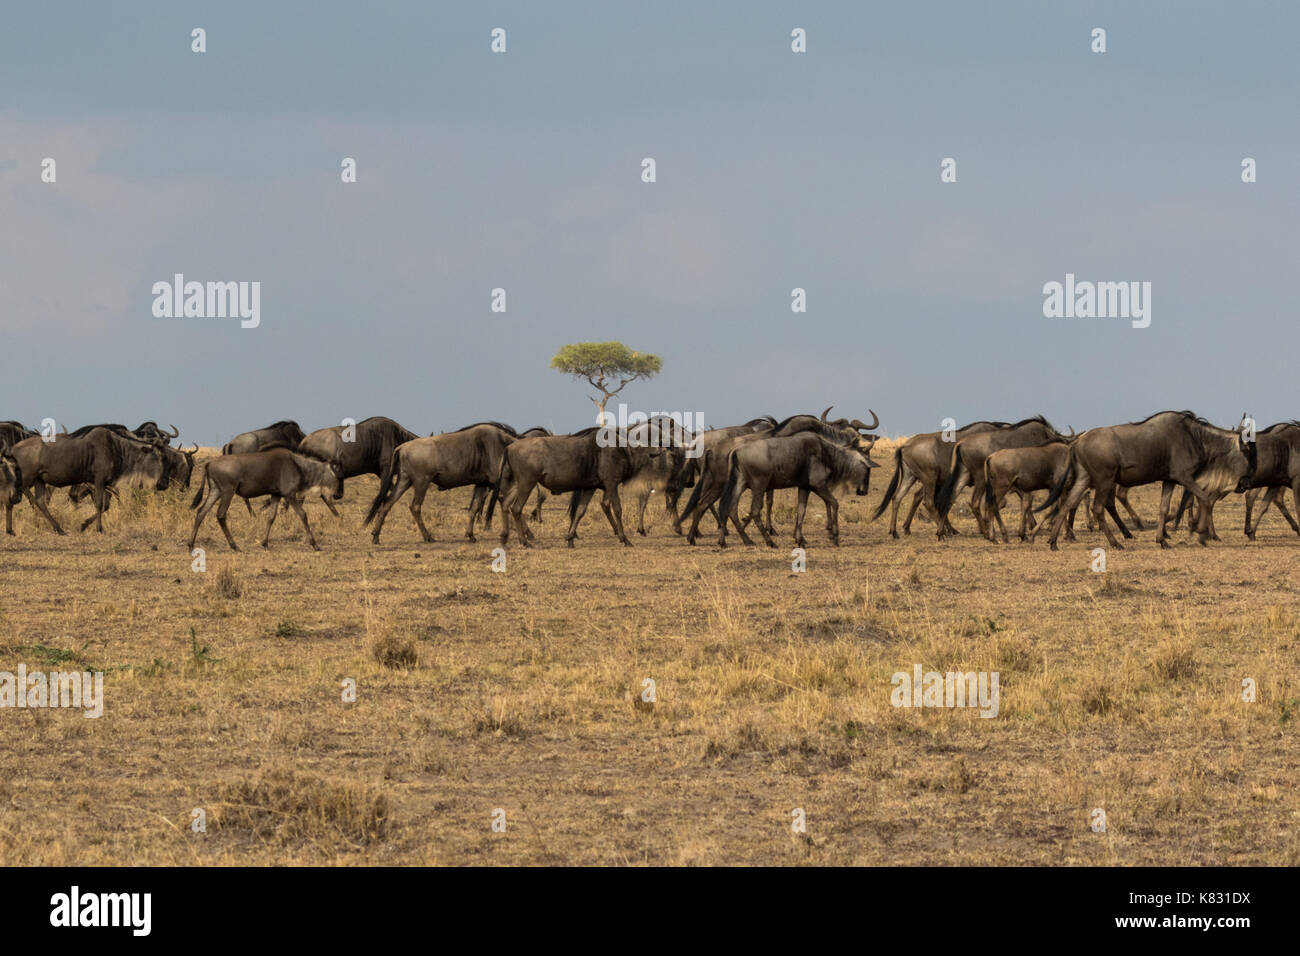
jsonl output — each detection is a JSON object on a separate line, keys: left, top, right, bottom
{"left": 728, "top": 495, "right": 755, "bottom": 547}
{"left": 1244, "top": 487, "right": 1262, "bottom": 537}
{"left": 1185, "top": 482, "right": 1218, "bottom": 546}
{"left": 1206, "top": 492, "right": 1224, "bottom": 541}
{"left": 31, "top": 481, "right": 65, "bottom": 535}
{"left": 565, "top": 488, "right": 597, "bottom": 548}
{"left": 602, "top": 486, "right": 632, "bottom": 545}
{"left": 189, "top": 482, "right": 216, "bottom": 550}
{"left": 369, "top": 472, "right": 413, "bottom": 543}
{"left": 900, "top": 486, "right": 924, "bottom": 536}
{"left": 531, "top": 488, "right": 547, "bottom": 523}
{"left": 886, "top": 472, "right": 916, "bottom": 539}
{"left": 216, "top": 492, "right": 239, "bottom": 550}
{"left": 502, "top": 479, "right": 535, "bottom": 547}
{"left": 969, "top": 485, "right": 987, "bottom": 538}
{"left": 818, "top": 488, "right": 840, "bottom": 546}
{"left": 319, "top": 494, "right": 340, "bottom": 518}
{"left": 288, "top": 496, "right": 319, "bottom": 551}
{"left": 1272, "top": 486, "right": 1300, "bottom": 535}
{"left": 749, "top": 483, "right": 776, "bottom": 548}
{"left": 597, "top": 491, "right": 621, "bottom": 538}
{"left": 83, "top": 481, "right": 110, "bottom": 533}
{"left": 764, "top": 489, "right": 776, "bottom": 536}
{"left": 78, "top": 487, "right": 100, "bottom": 532}
{"left": 790, "top": 487, "right": 813, "bottom": 549}
{"left": 635, "top": 488, "right": 651, "bottom": 535}
{"left": 1115, "top": 486, "right": 1145, "bottom": 531}
{"left": 1170, "top": 488, "right": 1192, "bottom": 533}
{"left": 1014, "top": 491, "right": 1032, "bottom": 542}
{"left": 988, "top": 485, "right": 1011, "bottom": 543}
{"left": 985, "top": 481, "right": 1007, "bottom": 543}
{"left": 1103, "top": 490, "right": 1132, "bottom": 539}
{"left": 260, "top": 494, "right": 282, "bottom": 548}
{"left": 1044, "top": 475, "right": 1090, "bottom": 550}
{"left": 409, "top": 478, "right": 435, "bottom": 543}
{"left": 1089, "top": 481, "right": 1123, "bottom": 550}
{"left": 465, "top": 484, "right": 488, "bottom": 540}
{"left": 686, "top": 482, "right": 723, "bottom": 545}
{"left": 1155, "top": 481, "right": 1177, "bottom": 548}
{"left": 1290, "top": 479, "right": 1300, "bottom": 536}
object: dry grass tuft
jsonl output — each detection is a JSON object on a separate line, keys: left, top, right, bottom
{"left": 212, "top": 769, "right": 391, "bottom": 848}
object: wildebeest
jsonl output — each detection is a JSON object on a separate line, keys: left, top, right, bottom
{"left": 364, "top": 422, "right": 520, "bottom": 543}
{"left": 189, "top": 449, "right": 344, "bottom": 551}
{"left": 1169, "top": 421, "right": 1300, "bottom": 541}
{"left": 982, "top": 441, "right": 1093, "bottom": 543}
{"left": 716, "top": 431, "right": 878, "bottom": 548}
{"left": 934, "top": 417, "right": 1069, "bottom": 538}
{"left": 672, "top": 416, "right": 776, "bottom": 535}
{"left": 1240, "top": 422, "right": 1300, "bottom": 539}
{"left": 480, "top": 425, "right": 552, "bottom": 531}
{"left": 871, "top": 421, "right": 1010, "bottom": 538}
{"left": 678, "top": 408, "right": 879, "bottom": 545}
{"left": 222, "top": 420, "right": 307, "bottom": 455}
{"left": 1036, "top": 411, "right": 1257, "bottom": 549}
{"left": 9, "top": 428, "right": 172, "bottom": 533}
{"left": 297, "top": 416, "right": 419, "bottom": 499}
{"left": 492, "top": 426, "right": 665, "bottom": 548}
{"left": 618, "top": 416, "right": 695, "bottom": 535}
{"left": 66, "top": 441, "right": 197, "bottom": 512}
{"left": 0, "top": 449, "right": 22, "bottom": 535}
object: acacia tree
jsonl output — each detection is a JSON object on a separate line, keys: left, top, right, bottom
{"left": 550, "top": 341, "right": 663, "bottom": 426}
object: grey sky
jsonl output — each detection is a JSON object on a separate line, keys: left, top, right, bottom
{"left": 2, "top": 1, "right": 1296, "bottom": 445}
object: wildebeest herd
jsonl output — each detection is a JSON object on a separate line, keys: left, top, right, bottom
{"left": 0, "top": 409, "right": 1293, "bottom": 553}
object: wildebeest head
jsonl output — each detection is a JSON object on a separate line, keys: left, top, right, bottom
{"left": 846, "top": 438, "right": 880, "bottom": 495}
{"left": 0, "top": 452, "right": 21, "bottom": 506}
{"left": 133, "top": 421, "right": 179, "bottom": 445}
{"left": 128, "top": 441, "right": 172, "bottom": 492}
{"left": 163, "top": 443, "right": 199, "bottom": 488}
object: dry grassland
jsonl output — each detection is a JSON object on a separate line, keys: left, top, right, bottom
{"left": 0, "top": 439, "right": 1297, "bottom": 865}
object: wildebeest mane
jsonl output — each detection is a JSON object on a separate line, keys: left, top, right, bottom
{"left": 454, "top": 421, "right": 517, "bottom": 436}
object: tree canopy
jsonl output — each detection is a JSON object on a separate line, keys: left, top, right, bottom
{"left": 550, "top": 342, "right": 663, "bottom": 424}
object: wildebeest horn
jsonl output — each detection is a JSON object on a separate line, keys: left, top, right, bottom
{"left": 166, "top": 423, "right": 179, "bottom": 438}
{"left": 821, "top": 406, "right": 833, "bottom": 421}
{"left": 849, "top": 410, "right": 879, "bottom": 432}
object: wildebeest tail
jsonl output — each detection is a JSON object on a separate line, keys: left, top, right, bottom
{"left": 933, "top": 444, "right": 964, "bottom": 519}
{"left": 221, "top": 441, "right": 232, "bottom": 455}
{"left": 716, "top": 451, "right": 744, "bottom": 523}
{"left": 363, "top": 448, "right": 401, "bottom": 526}
{"left": 486, "top": 450, "right": 513, "bottom": 524}
{"left": 189, "top": 468, "right": 208, "bottom": 509}
{"left": 678, "top": 451, "right": 712, "bottom": 523}
{"left": 1035, "top": 445, "right": 1075, "bottom": 512}
{"left": 982, "top": 459, "right": 996, "bottom": 509}
{"left": 870, "top": 447, "right": 904, "bottom": 521}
